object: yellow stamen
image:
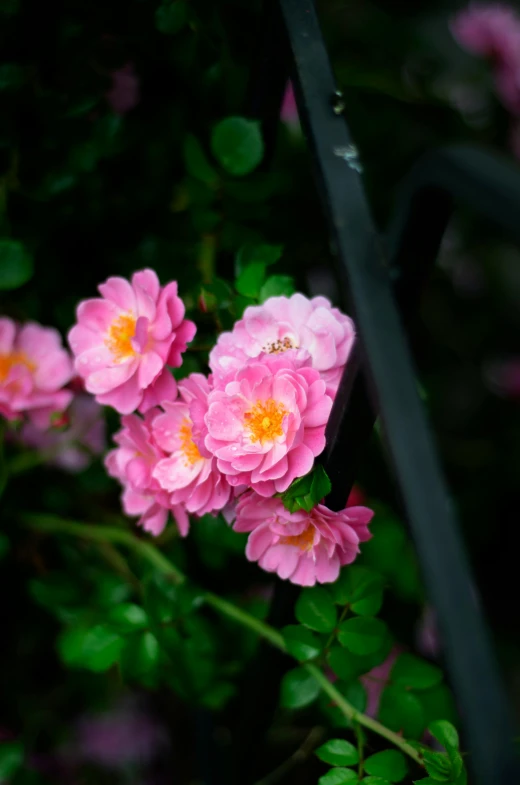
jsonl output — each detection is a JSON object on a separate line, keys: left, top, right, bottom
{"left": 279, "top": 527, "right": 315, "bottom": 551}
{"left": 0, "top": 351, "right": 36, "bottom": 383}
{"left": 179, "top": 418, "right": 202, "bottom": 466}
{"left": 244, "top": 398, "right": 287, "bottom": 444}
{"left": 105, "top": 314, "right": 137, "bottom": 361}
{"left": 263, "top": 336, "right": 297, "bottom": 354}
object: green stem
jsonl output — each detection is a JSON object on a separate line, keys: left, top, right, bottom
{"left": 22, "top": 513, "right": 423, "bottom": 766}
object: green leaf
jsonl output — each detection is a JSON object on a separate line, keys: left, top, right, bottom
{"left": 340, "top": 679, "right": 367, "bottom": 714}
{"left": 0, "top": 239, "right": 34, "bottom": 290}
{"left": 428, "top": 720, "right": 459, "bottom": 750}
{"left": 328, "top": 647, "right": 369, "bottom": 682}
{"left": 295, "top": 587, "right": 337, "bottom": 633}
{"left": 338, "top": 617, "right": 387, "bottom": 655}
{"left": 315, "top": 739, "right": 359, "bottom": 766}
{"left": 280, "top": 667, "right": 321, "bottom": 708}
{"left": 211, "top": 117, "right": 263, "bottom": 177}
{"left": 235, "top": 243, "right": 283, "bottom": 274}
{"left": 183, "top": 134, "right": 218, "bottom": 185}
{"left": 421, "top": 749, "right": 454, "bottom": 781}
{"left": 108, "top": 603, "right": 148, "bottom": 631}
{"left": 155, "top": 0, "right": 189, "bottom": 34}
{"left": 391, "top": 653, "right": 443, "bottom": 691}
{"left": 0, "top": 741, "right": 23, "bottom": 780}
{"left": 363, "top": 750, "right": 407, "bottom": 782}
{"left": 58, "top": 623, "right": 125, "bottom": 672}
{"left": 319, "top": 768, "right": 359, "bottom": 785}
{"left": 413, "top": 779, "right": 450, "bottom": 785}
{"left": 378, "top": 686, "right": 426, "bottom": 739}
{"left": 282, "top": 625, "right": 323, "bottom": 661}
{"left": 259, "top": 275, "right": 295, "bottom": 301}
{"left": 235, "top": 261, "right": 266, "bottom": 298}
{"left": 0, "top": 533, "right": 9, "bottom": 561}
{"left": 331, "top": 565, "right": 384, "bottom": 607}
{"left": 310, "top": 464, "right": 332, "bottom": 503}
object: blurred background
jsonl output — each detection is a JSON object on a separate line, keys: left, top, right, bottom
{"left": 2, "top": 0, "right": 520, "bottom": 783}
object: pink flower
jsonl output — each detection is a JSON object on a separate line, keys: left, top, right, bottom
{"left": 151, "top": 374, "right": 233, "bottom": 516}
{"left": 360, "top": 647, "right": 401, "bottom": 718}
{"left": 451, "top": 4, "right": 520, "bottom": 114}
{"left": 205, "top": 354, "right": 332, "bottom": 497}
{"left": 106, "top": 63, "right": 140, "bottom": 115}
{"left": 68, "top": 269, "right": 196, "bottom": 415}
{"left": 18, "top": 393, "right": 106, "bottom": 472}
{"left": 281, "top": 82, "right": 300, "bottom": 130}
{"left": 0, "top": 318, "right": 73, "bottom": 425}
{"left": 209, "top": 293, "right": 354, "bottom": 397}
{"left": 233, "top": 491, "right": 373, "bottom": 586}
{"left": 105, "top": 409, "right": 188, "bottom": 536}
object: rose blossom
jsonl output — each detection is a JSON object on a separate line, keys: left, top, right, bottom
{"left": 0, "top": 318, "right": 73, "bottom": 426}
{"left": 451, "top": 4, "right": 520, "bottom": 115}
{"left": 18, "top": 393, "right": 106, "bottom": 472}
{"left": 105, "top": 409, "right": 188, "bottom": 536}
{"left": 233, "top": 491, "right": 373, "bottom": 585}
{"left": 68, "top": 268, "right": 196, "bottom": 415}
{"left": 205, "top": 354, "right": 332, "bottom": 497}
{"left": 151, "top": 374, "right": 233, "bottom": 516}
{"left": 209, "top": 293, "right": 354, "bottom": 396}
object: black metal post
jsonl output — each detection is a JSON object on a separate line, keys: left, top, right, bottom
{"left": 275, "top": 2, "right": 520, "bottom": 784}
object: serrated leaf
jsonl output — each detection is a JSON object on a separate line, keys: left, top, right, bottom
{"left": 421, "top": 749, "right": 453, "bottom": 781}
{"left": 0, "top": 239, "right": 34, "bottom": 290}
{"left": 319, "top": 768, "right": 359, "bottom": 785}
{"left": 338, "top": 617, "right": 387, "bottom": 655}
{"left": 58, "top": 623, "right": 124, "bottom": 672}
{"left": 310, "top": 464, "right": 332, "bottom": 504}
{"left": 315, "top": 739, "right": 359, "bottom": 766}
{"left": 235, "top": 261, "right": 265, "bottom": 298}
{"left": 331, "top": 566, "right": 385, "bottom": 606}
{"left": 280, "top": 667, "right": 321, "bottom": 708}
{"left": 282, "top": 625, "right": 322, "bottom": 661}
{"left": 295, "top": 587, "right": 337, "bottom": 633}
{"left": 428, "top": 720, "right": 459, "bottom": 750}
{"left": 363, "top": 750, "right": 407, "bottom": 782}
{"left": 211, "top": 117, "right": 263, "bottom": 176}
{"left": 378, "top": 686, "right": 426, "bottom": 739}
{"left": 259, "top": 275, "right": 295, "bottom": 301}
{"left": 391, "top": 653, "right": 443, "bottom": 691}
{"left": 183, "top": 134, "right": 218, "bottom": 184}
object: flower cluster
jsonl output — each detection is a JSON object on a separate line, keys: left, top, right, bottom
{"left": 3, "top": 268, "right": 373, "bottom": 586}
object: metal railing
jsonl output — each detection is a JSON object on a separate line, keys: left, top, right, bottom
{"left": 245, "top": 2, "right": 520, "bottom": 783}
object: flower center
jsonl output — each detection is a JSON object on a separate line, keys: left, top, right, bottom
{"left": 0, "top": 351, "right": 36, "bottom": 383}
{"left": 279, "top": 526, "right": 315, "bottom": 551}
{"left": 262, "top": 336, "right": 297, "bottom": 354}
{"left": 244, "top": 398, "right": 287, "bottom": 444}
{"left": 179, "top": 418, "right": 202, "bottom": 466}
{"left": 105, "top": 314, "right": 137, "bottom": 361}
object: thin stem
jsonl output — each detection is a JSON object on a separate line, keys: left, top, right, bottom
{"left": 22, "top": 513, "right": 423, "bottom": 767}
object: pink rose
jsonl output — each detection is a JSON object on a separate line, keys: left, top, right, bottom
{"left": 105, "top": 409, "right": 188, "bottom": 536}
{"left": 151, "top": 374, "right": 233, "bottom": 516}
{"left": 0, "top": 318, "right": 73, "bottom": 426}
{"left": 205, "top": 354, "right": 332, "bottom": 497}
{"left": 18, "top": 393, "right": 106, "bottom": 472}
{"left": 209, "top": 293, "right": 354, "bottom": 397}
{"left": 68, "top": 269, "right": 196, "bottom": 415}
{"left": 234, "top": 491, "right": 373, "bottom": 585}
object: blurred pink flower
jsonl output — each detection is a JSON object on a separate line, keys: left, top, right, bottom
{"left": 360, "top": 646, "right": 401, "bottom": 718}
{"left": 69, "top": 696, "right": 167, "bottom": 770}
{"left": 281, "top": 82, "right": 300, "bottom": 130}
{"left": 451, "top": 4, "right": 520, "bottom": 115}
{"left": 416, "top": 606, "right": 442, "bottom": 659}
{"left": 209, "top": 293, "right": 355, "bottom": 398}
{"left": 152, "top": 374, "right": 233, "bottom": 516}
{"left": 106, "top": 63, "right": 140, "bottom": 114}
{"left": 0, "top": 318, "right": 73, "bottom": 426}
{"left": 19, "top": 393, "right": 106, "bottom": 472}
{"left": 233, "top": 491, "right": 373, "bottom": 585}
{"left": 347, "top": 485, "right": 366, "bottom": 507}
{"left": 68, "top": 269, "right": 196, "bottom": 415}
{"left": 484, "top": 356, "right": 520, "bottom": 398}
{"left": 105, "top": 408, "right": 188, "bottom": 536}
{"left": 205, "top": 354, "right": 332, "bottom": 497}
